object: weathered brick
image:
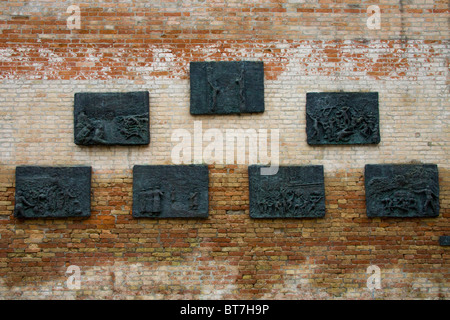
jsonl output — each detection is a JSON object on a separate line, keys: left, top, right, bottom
{"left": 0, "top": 0, "right": 448, "bottom": 300}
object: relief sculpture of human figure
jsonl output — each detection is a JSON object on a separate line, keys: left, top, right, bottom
{"left": 67, "top": 187, "right": 82, "bottom": 215}
{"left": 15, "top": 191, "right": 34, "bottom": 217}
{"left": 207, "top": 64, "right": 220, "bottom": 113}
{"left": 189, "top": 192, "right": 199, "bottom": 211}
{"left": 76, "top": 111, "right": 107, "bottom": 144}
{"left": 151, "top": 187, "right": 164, "bottom": 213}
{"left": 35, "top": 190, "right": 48, "bottom": 216}
{"left": 75, "top": 112, "right": 92, "bottom": 142}
{"left": 308, "top": 193, "right": 323, "bottom": 213}
{"left": 140, "top": 188, "right": 164, "bottom": 215}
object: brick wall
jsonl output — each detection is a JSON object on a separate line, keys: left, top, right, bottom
{"left": 0, "top": 0, "right": 448, "bottom": 299}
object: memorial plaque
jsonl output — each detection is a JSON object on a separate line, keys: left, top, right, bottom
{"left": 132, "top": 165, "right": 209, "bottom": 218}
{"left": 306, "top": 92, "right": 380, "bottom": 145}
{"left": 249, "top": 165, "right": 326, "bottom": 218}
{"left": 439, "top": 236, "right": 450, "bottom": 246}
{"left": 14, "top": 166, "right": 91, "bottom": 218}
{"left": 74, "top": 91, "right": 150, "bottom": 145}
{"left": 190, "top": 61, "right": 264, "bottom": 115}
{"left": 365, "top": 164, "right": 439, "bottom": 218}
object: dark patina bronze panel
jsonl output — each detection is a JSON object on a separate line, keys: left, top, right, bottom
{"left": 15, "top": 166, "right": 91, "bottom": 218}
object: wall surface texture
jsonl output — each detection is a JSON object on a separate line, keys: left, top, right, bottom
{"left": 0, "top": 0, "right": 449, "bottom": 299}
